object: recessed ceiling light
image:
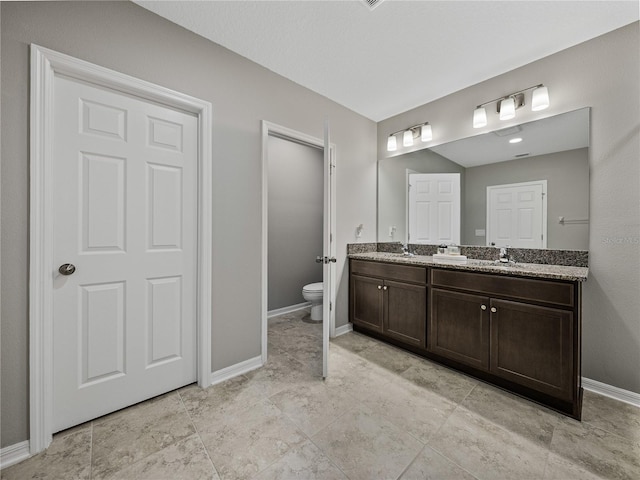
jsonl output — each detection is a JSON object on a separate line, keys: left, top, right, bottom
{"left": 509, "top": 137, "right": 523, "bottom": 144}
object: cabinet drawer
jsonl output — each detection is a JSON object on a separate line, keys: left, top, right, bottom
{"left": 430, "top": 269, "right": 574, "bottom": 308}
{"left": 351, "top": 259, "right": 426, "bottom": 284}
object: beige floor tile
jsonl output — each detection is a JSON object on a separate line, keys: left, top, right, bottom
{"left": 104, "top": 434, "right": 219, "bottom": 480}
{"left": 400, "top": 360, "right": 478, "bottom": 404}
{"left": 360, "top": 376, "right": 457, "bottom": 444}
{"left": 198, "top": 399, "right": 306, "bottom": 480}
{"left": 399, "top": 446, "right": 478, "bottom": 480}
{"left": 582, "top": 390, "right": 640, "bottom": 443}
{"left": 550, "top": 417, "right": 640, "bottom": 480}
{"left": 543, "top": 453, "right": 607, "bottom": 480}
{"left": 179, "top": 375, "right": 265, "bottom": 431}
{"left": 244, "top": 351, "right": 319, "bottom": 397}
{"left": 330, "top": 331, "right": 379, "bottom": 353}
{"left": 356, "top": 341, "right": 422, "bottom": 374}
{"left": 270, "top": 331, "right": 322, "bottom": 366}
{"left": 252, "top": 439, "right": 347, "bottom": 480}
{"left": 269, "top": 381, "right": 357, "bottom": 437}
{"left": 0, "top": 428, "right": 91, "bottom": 480}
{"left": 91, "top": 392, "right": 195, "bottom": 479}
{"left": 461, "top": 382, "right": 561, "bottom": 448}
{"left": 311, "top": 407, "right": 423, "bottom": 480}
{"left": 428, "top": 406, "right": 549, "bottom": 480}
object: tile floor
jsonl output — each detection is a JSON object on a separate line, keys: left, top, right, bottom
{"left": 2, "top": 308, "right": 639, "bottom": 480}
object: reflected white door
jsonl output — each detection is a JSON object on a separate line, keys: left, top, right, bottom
{"left": 52, "top": 75, "right": 197, "bottom": 432}
{"left": 486, "top": 180, "right": 547, "bottom": 248}
{"left": 408, "top": 173, "right": 460, "bottom": 244}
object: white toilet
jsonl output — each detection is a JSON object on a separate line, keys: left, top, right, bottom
{"left": 302, "top": 282, "right": 323, "bottom": 321}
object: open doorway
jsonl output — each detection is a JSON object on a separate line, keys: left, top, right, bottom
{"left": 261, "top": 121, "right": 336, "bottom": 378}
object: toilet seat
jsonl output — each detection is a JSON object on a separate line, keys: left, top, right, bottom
{"left": 302, "top": 282, "right": 323, "bottom": 293}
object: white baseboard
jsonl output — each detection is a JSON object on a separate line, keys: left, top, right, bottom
{"left": 333, "top": 322, "right": 353, "bottom": 337}
{"left": 0, "top": 440, "right": 31, "bottom": 470}
{"left": 267, "top": 302, "right": 311, "bottom": 319}
{"left": 582, "top": 377, "right": 640, "bottom": 407}
{"left": 210, "top": 356, "right": 263, "bottom": 386}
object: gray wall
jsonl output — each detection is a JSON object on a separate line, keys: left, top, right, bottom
{"left": 464, "top": 148, "right": 589, "bottom": 249}
{"left": 267, "top": 135, "right": 323, "bottom": 311}
{"left": 379, "top": 23, "right": 640, "bottom": 394}
{"left": 0, "top": 1, "right": 377, "bottom": 448}
{"left": 378, "top": 149, "right": 465, "bottom": 243}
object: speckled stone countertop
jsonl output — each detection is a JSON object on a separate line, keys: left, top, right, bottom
{"left": 349, "top": 252, "right": 588, "bottom": 282}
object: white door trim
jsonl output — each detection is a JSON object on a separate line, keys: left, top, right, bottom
{"left": 260, "top": 121, "right": 337, "bottom": 365}
{"left": 29, "top": 45, "right": 213, "bottom": 454}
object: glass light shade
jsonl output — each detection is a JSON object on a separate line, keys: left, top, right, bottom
{"left": 473, "top": 107, "right": 487, "bottom": 128}
{"left": 531, "top": 86, "right": 549, "bottom": 111}
{"left": 403, "top": 130, "right": 414, "bottom": 147}
{"left": 387, "top": 134, "right": 397, "bottom": 151}
{"left": 421, "top": 124, "right": 432, "bottom": 142}
{"left": 499, "top": 97, "right": 516, "bottom": 120}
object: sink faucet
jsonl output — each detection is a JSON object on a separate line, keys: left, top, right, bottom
{"left": 499, "top": 246, "right": 510, "bottom": 263}
{"left": 402, "top": 243, "right": 414, "bottom": 257}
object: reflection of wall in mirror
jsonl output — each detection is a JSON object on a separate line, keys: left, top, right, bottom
{"left": 464, "top": 148, "right": 589, "bottom": 249}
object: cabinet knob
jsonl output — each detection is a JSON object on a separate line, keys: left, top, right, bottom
{"left": 491, "top": 307, "right": 497, "bottom": 313}
{"left": 481, "top": 304, "right": 487, "bottom": 310}
{"left": 377, "top": 285, "right": 382, "bottom": 290}
{"left": 383, "top": 286, "right": 388, "bottom": 291}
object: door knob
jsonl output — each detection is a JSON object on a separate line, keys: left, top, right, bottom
{"left": 317, "top": 256, "right": 337, "bottom": 264}
{"left": 58, "top": 263, "right": 76, "bottom": 276}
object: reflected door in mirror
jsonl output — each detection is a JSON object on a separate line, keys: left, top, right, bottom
{"left": 408, "top": 173, "right": 460, "bottom": 244}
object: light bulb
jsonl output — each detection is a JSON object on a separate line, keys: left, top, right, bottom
{"left": 531, "top": 85, "right": 549, "bottom": 111}
{"left": 499, "top": 97, "right": 516, "bottom": 120}
{"left": 421, "top": 124, "right": 432, "bottom": 142}
{"left": 387, "top": 134, "right": 397, "bottom": 152}
{"left": 473, "top": 107, "right": 487, "bottom": 128}
{"left": 403, "top": 130, "right": 413, "bottom": 147}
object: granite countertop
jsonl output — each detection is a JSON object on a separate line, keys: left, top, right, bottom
{"left": 349, "top": 252, "right": 588, "bottom": 282}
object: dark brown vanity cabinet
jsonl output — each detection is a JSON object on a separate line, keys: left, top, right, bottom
{"left": 429, "top": 268, "right": 581, "bottom": 414}
{"left": 350, "top": 260, "right": 426, "bottom": 348}
{"left": 349, "top": 258, "right": 583, "bottom": 419}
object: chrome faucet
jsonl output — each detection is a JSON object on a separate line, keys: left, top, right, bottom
{"left": 402, "top": 243, "right": 414, "bottom": 257}
{"left": 499, "top": 246, "right": 510, "bottom": 263}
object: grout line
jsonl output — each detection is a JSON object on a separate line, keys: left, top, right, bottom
{"left": 177, "top": 390, "right": 221, "bottom": 479}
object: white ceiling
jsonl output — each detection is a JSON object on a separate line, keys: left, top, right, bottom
{"left": 430, "top": 107, "right": 589, "bottom": 168}
{"left": 135, "top": 0, "right": 639, "bottom": 122}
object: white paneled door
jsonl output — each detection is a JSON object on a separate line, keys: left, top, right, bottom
{"left": 486, "top": 180, "right": 547, "bottom": 249}
{"left": 408, "top": 173, "right": 461, "bottom": 245}
{"left": 52, "top": 75, "right": 197, "bottom": 432}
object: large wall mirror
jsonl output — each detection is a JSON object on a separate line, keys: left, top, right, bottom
{"left": 378, "top": 108, "right": 590, "bottom": 250}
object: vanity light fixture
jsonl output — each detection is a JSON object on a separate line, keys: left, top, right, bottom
{"left": 387, "top": 134, "right": 397, "bottom": 151}
{"left": 386, "top": 122, "right": 432, "bottom": 151}
{"left": 473, "top": 84, "right": 550, "bottom": 128}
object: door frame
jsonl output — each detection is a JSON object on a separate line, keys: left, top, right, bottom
{"left": 29, "top": 45, "right": 213, "bottom": 454}
{"left": 260, "top": 121, "right": 336, "bottom": 364}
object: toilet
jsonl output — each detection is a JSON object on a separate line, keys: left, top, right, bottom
{"left": 302, "top": 282, "right": 323, "bottom": 321}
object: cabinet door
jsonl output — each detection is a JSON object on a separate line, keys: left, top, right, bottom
{"left": 350, "top": 274, "right": 383, "bottom": 333}
{"left": 490, "top": 299, "right": 574, "bottom": 401}
{"left": 429, "top": 288, "right": 490, "bottom": 370}
{"left": 383, "top": 280, "right": 426, "bottom": 348}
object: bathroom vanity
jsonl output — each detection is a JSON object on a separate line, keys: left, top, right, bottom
{"left": 348, "top": 253, "right": 588, "bottom": 419}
